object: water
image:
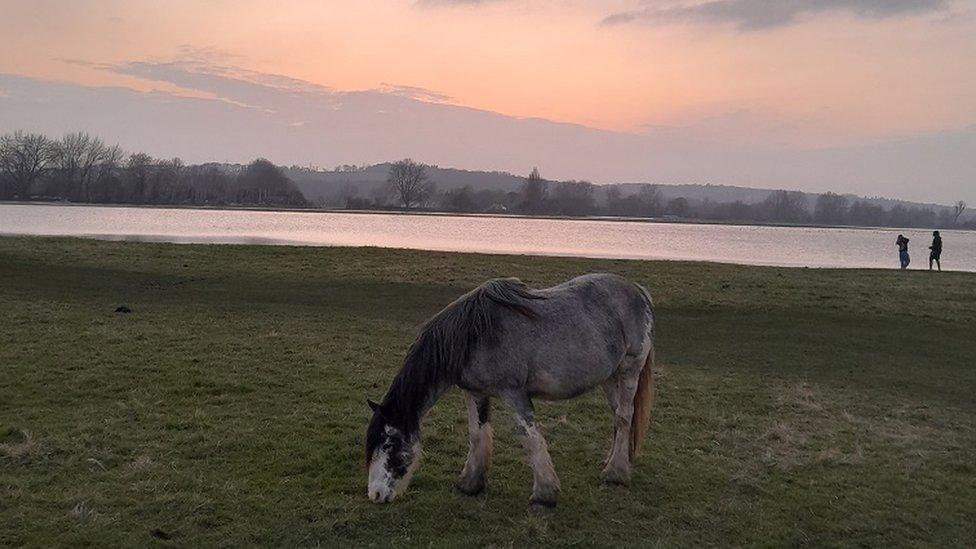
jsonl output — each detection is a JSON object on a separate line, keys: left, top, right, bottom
{"left": 1, "top": 203, "right": 973, "bottom": 271}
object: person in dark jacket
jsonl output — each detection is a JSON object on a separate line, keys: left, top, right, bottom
{"left": 929, "top": 231, "right": 943, "bottom": 271}
{"left": 896, "top": 234, "right": 910, "bottom": 270}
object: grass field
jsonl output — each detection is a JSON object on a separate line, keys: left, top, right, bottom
{"left": 1, "top": 236, "right": 975, "bottom": 547}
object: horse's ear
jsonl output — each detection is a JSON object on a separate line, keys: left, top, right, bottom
{"left": 367, "top": 398, "right": 381, "bottom": 412}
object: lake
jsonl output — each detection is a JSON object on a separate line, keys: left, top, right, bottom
{"left": 1, "top": 203, "right": 973, "bottom": 271}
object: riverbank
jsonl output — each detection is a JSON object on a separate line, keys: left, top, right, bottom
{"left": 4, "top": 199, "right": 968, "bottom": 233}
{"left": 5, "top": 203, "right": 975, "bottom": 271}
{"left": 1, "top": 236, "right": 974, "bottom": 546}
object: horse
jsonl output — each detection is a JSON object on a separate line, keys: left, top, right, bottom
{"left": 364, "top": 273, "right": 656, "bottom": 507}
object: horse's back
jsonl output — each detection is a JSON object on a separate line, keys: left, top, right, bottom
{"left": 461, "top": 273, "right": 653, "bottom": 400}
{"left": 542, "top": 272, "right": 650, "bottom": 345}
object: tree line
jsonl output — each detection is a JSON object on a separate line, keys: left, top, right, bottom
{"left": 2, "top": 131, "right": 968, "bottom": 230}
{"left": 371, "top": 159, "right": 971, "bottom": 229}
{"left": 0, "top": 131, "right": 306, "bottom": 207}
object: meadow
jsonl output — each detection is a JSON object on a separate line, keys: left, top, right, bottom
{"left": 1, "top": 236, "right": 974, "bottom": 547}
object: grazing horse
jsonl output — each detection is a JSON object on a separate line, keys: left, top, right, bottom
{"left": 365, "top": 273, "right": 656, "bottom": 506}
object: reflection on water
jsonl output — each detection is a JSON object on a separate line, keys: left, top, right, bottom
{"left": 89, "top": 233, "right": 296, "bottom": 246}
{"left": 1, "top": 203, "right": 974, "bottom": 271}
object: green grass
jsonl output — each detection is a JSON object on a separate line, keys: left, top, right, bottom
{"left": 1, "top": 236, "right": 974, "bottom": 547}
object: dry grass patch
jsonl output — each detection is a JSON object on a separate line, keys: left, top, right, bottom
{"left": 0, "top": 429, "right": 40, "bottom": 463}
{"left": 121, "top": 454, "right": 154, "bottom": 477}
{"left": 68, "top": 501, "right": 98, "bottom": 525}
{"left": 758, "top": 382, "right": 952, "bottom": 472}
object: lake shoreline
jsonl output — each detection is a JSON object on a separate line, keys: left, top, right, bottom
{"left": 3, "top": 202, "right": 974, "bottom": 272}
{"left": 2, "top": 233, "right": 973, "bottom": 274}
{"left": 3, "top": 199, "right": 964, "bottom": 233}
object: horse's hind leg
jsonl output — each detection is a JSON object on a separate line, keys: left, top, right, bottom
{"left": 501, "top": 391, "right": 560, "bottom": 507}
{"left": 456, "top": 391, "right": 492, "bottom": 496}
{"left": 601, "top": 355, "right": 642, "bottom": 485}
{"left": 601, "top": 379, "right": 621, "bottom": 467}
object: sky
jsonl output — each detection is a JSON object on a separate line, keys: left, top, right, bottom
{"left": 1, "top": 0, "right": 974, "bottom": 203}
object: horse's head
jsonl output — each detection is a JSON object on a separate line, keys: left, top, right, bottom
{"left": 365, "top": 399, "right": 421, "bottom": 503}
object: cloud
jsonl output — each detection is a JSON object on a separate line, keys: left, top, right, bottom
{"left": 602, "top": 0, "right": 948, "bottom": 30}
{"left": 416, "top": 0, "right": 501, "bottom": 5}
{"left": 103, "top": 53, "right": 339, "bottom": 113}
{"left": 378, "top": 83, "right": 453, "bottom": 103}
{"left": 3, "top": 68, "right": 975, "bottom": 204}
{"left": 57, "top": 58, "right": 116, "bottom": 71}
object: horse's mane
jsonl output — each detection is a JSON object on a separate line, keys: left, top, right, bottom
{"left": 382, "top": 278, "right": 544, "bottom": 430}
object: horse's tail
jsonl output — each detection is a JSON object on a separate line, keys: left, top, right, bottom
{"left": 629, "top": 286, "right": 656, "bottom": 460}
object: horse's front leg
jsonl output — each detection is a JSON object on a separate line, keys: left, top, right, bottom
{"left": 456, "top": 391, "right": 492, "bottom": 496}
{"left": 501, "top": 391, "right": 560, "bottom": 507}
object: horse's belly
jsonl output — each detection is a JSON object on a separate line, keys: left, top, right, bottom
{"left": 525, "top": 359, "right": 615, "bottom": 401}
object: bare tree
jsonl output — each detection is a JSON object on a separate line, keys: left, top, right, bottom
{"left": 954, "top": 201, "right": 967, "bottom": 225}
{"left": 51, "top": 132, "right": 119, "bottom": 201}
{"left": 153, "top": 157, "right": 185, "bottom": 203}
{"left": 91, "top": 145, "right": 125, "bottom": 197}
{"left": 0, "top": 131, "right": 55, "bottom": 198}
{"left": 387, "top": 158, "right": 429, "bottom": 209}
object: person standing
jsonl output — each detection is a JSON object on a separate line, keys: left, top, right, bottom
{"left": 896, "top": 234, "right": 911, "bottom": 270}
{"left": 929, "top": 231, "right": 943, "bottom": 271}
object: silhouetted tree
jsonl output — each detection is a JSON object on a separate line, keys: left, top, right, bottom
{"left": 387, "top": 158, "right": 429, "bottom": 209}
{"left": 0, "top": 131, "right": 55, "bottom": 199}
{"left": 2, "top": 130, "right": 310, "bottom": 207}
{"left": 520, "top": 167, "right": 548, "bottom": 214}
{"left": 235, "top": 158, "right": 305, "bottom": 205}
{"left": 50, "top": 132, "right": 114, "bottom": 201}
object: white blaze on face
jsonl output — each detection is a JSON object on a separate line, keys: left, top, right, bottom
{"left": 367, "top": 447, "right": 395, "bottom": 503}
{"left": 366, "top": 425, "right": 422, "bottom": 504}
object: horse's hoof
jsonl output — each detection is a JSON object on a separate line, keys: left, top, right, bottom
{"left": 455, "top": 478, "right": 486, "bottom": 496}
{"left": 529, "top": 485, "right": 559, "bottom": 509}
{"left": 529, "top": 497, "right": 557, "bottom": 510}
{"left": 600, "top": 468, "right": 631, "bottom": 486}
{"left": 454, "top": 482, "right": 485, "bottom": 497}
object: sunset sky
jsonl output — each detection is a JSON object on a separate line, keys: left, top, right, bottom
{"left": 1, "top": 0, "right": 975, "bottom": 202}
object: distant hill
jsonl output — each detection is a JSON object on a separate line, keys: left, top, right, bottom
{"left": 616, "top": 183, "right": 957, "bottom": 214}
{"left": 282, "top": 163, "right": 963, "bottom": 217}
